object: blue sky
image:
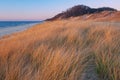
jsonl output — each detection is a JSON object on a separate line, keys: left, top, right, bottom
{"left": 0, "top": 0, "right": 120, "bottom": 21}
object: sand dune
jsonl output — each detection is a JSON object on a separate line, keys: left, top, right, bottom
{"left": 0, "top": 18, "right": 120, "bottom": 80}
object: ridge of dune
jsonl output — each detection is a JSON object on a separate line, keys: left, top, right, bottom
{"left": 46, "top": 5, "right": 119, "bottom": 21}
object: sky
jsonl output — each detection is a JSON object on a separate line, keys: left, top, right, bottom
{"left": 0, "top": 0, "right": 120, "bottom": 21}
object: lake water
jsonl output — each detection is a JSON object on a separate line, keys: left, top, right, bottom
{"left": 0, "top": 21, "right": 42, "bottom": 37}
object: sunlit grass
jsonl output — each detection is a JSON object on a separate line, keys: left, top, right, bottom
{"left": 0, "top": 19, "right": 119, "bottom": 80}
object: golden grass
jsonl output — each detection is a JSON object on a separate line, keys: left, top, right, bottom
{"left": 0, "top": 19, "right": 120, "bottom": 80}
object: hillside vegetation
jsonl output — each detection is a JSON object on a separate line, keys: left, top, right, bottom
{"left": 0, "top": 19, "right": 120, "bottom": 80}
{"left": 46, "top": 5, "right": 118, "bottom": 21}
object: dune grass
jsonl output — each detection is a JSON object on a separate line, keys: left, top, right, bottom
{"left": 0, "top": 20, "right": 120, "bottom": 80}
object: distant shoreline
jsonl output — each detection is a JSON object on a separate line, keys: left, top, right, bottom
{"left": 0, "top": 22, "right": 42, "bottom": 38}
